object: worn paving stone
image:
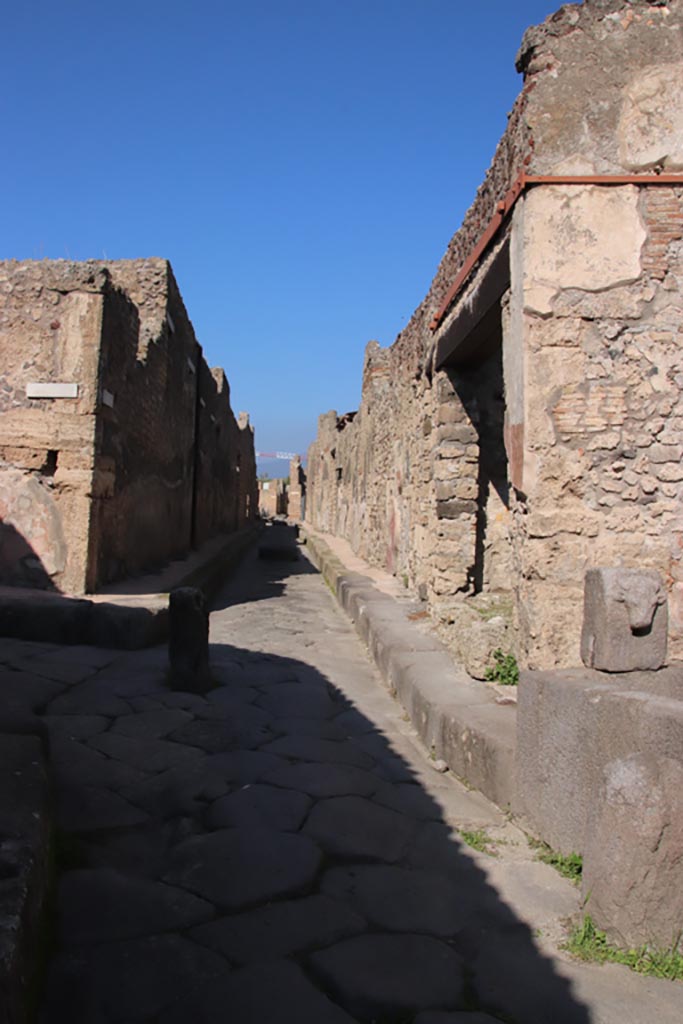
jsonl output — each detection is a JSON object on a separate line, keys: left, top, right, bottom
{"left": 45, "top": 645, "right": 122, "bottom": 670}
{"left": 43, "top": 714, "right": 110, "bottom": 741}
{"left": 47, "top": 681, "right": 132, "bottom": 717}
{"left": 269, "top": 716, "right": 348, "bottom": 740}
{"left": 256, "top": 682, "right": 340, "bottom": 719}
{"left": 119, "top": 759, "right": 222, "bottom": 817}
{"left": 42, "top": 934, "right": 230, "bottom": 1023}
{"left": 194, "top": 698, "right": 262, "bottom": 723}
{"left": 261, "top": 736, "right": 375, "bottom": 769}
{"left": 0, "top": 668, "right": 66, "bottom": 711}
{"left": 168, "top": 712, "right": 273, "bottom": 753}
{"left": 57, "top": 868, "right": 214, "bottom": 945}
{"left": 309, "top": 934, "right": 466, "bottom": 1019}
{"left": 191, "top": 893, "right": 366, "bottom": 964}
{"left": 264, "top": 761, "right": 379, "bottom": 799}
{"left": 164, "top": 826, "right": 322, "bottom": 910}
{"left": 373, "top": 781, "right": 443, "bottom": 821}
{"left": 10, "top": 657, "right": 97, "bottom": 686}
{"left": 111, "top": 709, "right": 194, "bottom": 739}
{"left": 128, "top": 691, "right": 210, "bottom": 713}
{"left": 79, "top": 823, "right": 187, "bottom": 878}
{"left": 203, "top": 749, "right": 287, "bottom": 784}
{"left": 321, "top": 864, "right": 471, "bottom": 937}
{"left": 88, "top": 733, "right": 205, "bottom": 772}
{"left": 170, "top": 959, "right": 359, "bottom": 1024}
{"left": 57, "top": 785, "right": 150, "bottom": 832}
{"left": 206, "top": 783, "right": 311, "bottom": 831}
{"left": 304, "top": 795, "right": 415, "bottom": 861}
{"left": 467, "top": 926, "right": 591, "bottom": 1024}
{"left": 333, "top": 708, "right": 376, "bottom": 736}
{"left": 51, "top": 736, "right": 149, "bottom": 791}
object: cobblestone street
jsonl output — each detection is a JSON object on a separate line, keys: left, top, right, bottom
{"left": 1, "top": 536, "right": 679, "bottom": 1023}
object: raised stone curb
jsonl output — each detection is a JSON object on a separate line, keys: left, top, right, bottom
{"left": 0, "top": 524, "right": 263, "bottom": 650}
{"left": 302, "top": 529, "right": 516, "bottom": 810}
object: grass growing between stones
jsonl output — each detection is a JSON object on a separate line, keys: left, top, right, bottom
{"left": 528, "top": 837, "right": 582, "bottom": 884}
{"left": 485, "top": 649, "right": 519, "bottom": 686}
{"left": 565, "top": 916, "right": 683, "bottom": 981}
{"left": 459, "top": 828, "right": 498, "bottom": 856}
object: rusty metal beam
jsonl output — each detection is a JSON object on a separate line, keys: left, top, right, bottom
{"left": 429, "top": 172, "right": 683, "bottom": 332}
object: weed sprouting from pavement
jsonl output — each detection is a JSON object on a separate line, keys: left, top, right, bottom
{"left": 565, "top": 916, "right": 683, "bottom": 981}
{"left": 528, "top": 837, "right": 583, "bottom": 884}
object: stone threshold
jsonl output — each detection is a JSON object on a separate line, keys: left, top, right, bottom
{"left": 301, "top": 525, "right": 517, "bottom": 811}
{"left": 0, "top": 523, "right": 263, "bottom": 650}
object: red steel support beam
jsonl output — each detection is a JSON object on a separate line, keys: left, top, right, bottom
{"left": 429, "top": 172, "right": 683, "bottom": 332}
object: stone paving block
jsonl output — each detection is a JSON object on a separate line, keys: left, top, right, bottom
{"left": 270, "top": 715, "right": 348, "bottom": 740}
{"left": 168, "top": 712, "right": 273, "bottom": 753}
{"left": 333, "top": 707, "right": 376, "bottom": 735}
{"left": 57, "top": 869, "right": 214, "bottom": 945}
{"left": 80, "top": 824, "right": 182, "bottom": 878}
{"left": 47, "top": 681, "right": 133, "bottom": 717}
{"left": 88, "top": 667, "right": 168, "bottom": 697}
{"left": 43, "top": 714, "right": 110, "bottom": 741}
{"left": 42, "top": 934, "right": 230, "bottom": 1023}
{"left": 170, "top": 959, "right": 359, "bottom": 1024}
{"left": 163, "top": 827, "right": 322, "bottom": 910}
{"left": 88, "top": 733, "right": 205, "bottom": 772}
{"left": 111, "top": 709, "right": 194, "bottom": 739}
{"left": 203, "top": 749, "right": 286, "bottom": 784}
{"left": 373, "top": 781, "right": 443, "bottom": 821}
{"left": 206, "top": 783, "right": 311, "bottom": 831}
{"left": 320, "top": 864, "right": 470, "bottom": 937}
{"left": 256, "top": 682, "right": 340, "bottom": 719}
{"left": 43, "top": 645, "right": 121, "bottom": 670}
{"left": 57, "top": 785, "right": 149, "bottom": 832}
{"left": 119, "top": 760, "right": 219, "bottom": 817}
{"left": 127, "top": 690, "right": 209, "bottom": 713}
{"left": 468, "top": 926, "right": 593, "bottom": 1024}
{"left": 191, "top": 893, "right": 366, "bottom": 964}
{"left": 308, "top": 934, "right": 466, "bottom": 1019}
{"left": 0, "top": 668, "right": 66, "bottom": 711}
{"left": 264, "top": 761, "right": 379, "bottom": 799}
{"left": 7, "top": 657, "right": 96, "bottom": 686}
{"left": 51, "top": 736, "right": 149, "bottom": 791}
{"left": 261, "top": 735, "right": 375, "bottom": 769}
{"left": 195, "top": 687, "right": 260, "bottom": 718}
{"left": 303, "top": 795, "right": 415, "bottom": 861}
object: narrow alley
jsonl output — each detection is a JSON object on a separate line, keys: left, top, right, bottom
{"left": 2, "top": 530, "right": 679, "bottom": 1023}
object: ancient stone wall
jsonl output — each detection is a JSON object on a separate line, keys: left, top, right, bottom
{"left": 287, "top": 455, "right": 306, "bottom": 521}
{"left": 306, "top": 0, "right": 683, "bottom": 670}
{"left": 0, "top": 259, "right": 256, "bottom": 593}
{"left": 0, "top": 262, "right": 104, "bottom": 592}
{"left": 258, "top": 478, "right": 287, "bottom": 518}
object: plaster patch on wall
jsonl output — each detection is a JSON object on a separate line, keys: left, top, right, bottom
{"left": 523, "top": 186, "right": 645, "bottom": 314}
{"left": 619, "top": 63, "right": 683, "bottom": 171}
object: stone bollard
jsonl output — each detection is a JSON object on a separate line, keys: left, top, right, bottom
{"left": 168, "top": 587, "right": 212, "bottom": 694}
{"left": 580, "top": 567, "right": 667, "bottom": 672}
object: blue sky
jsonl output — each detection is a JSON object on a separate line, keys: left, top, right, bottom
{"left": 2, "top": 0, "right": 561, "bottom": 470}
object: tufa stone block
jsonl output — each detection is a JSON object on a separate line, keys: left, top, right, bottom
{"left": 168, "top": 587, "right": 211, "bottom": 694}
{"left": 581, "top": 568, "right": 667, "bottom": 672}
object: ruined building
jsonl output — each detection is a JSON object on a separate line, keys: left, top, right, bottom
{"left": 257, "top": 456, "right": 306, "bottom": 519}
{"left": 306, "top": 0, "right": 683, "bottom": 671}
{"left": 0, "top": 259, "right": 257, "bottom": 593}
